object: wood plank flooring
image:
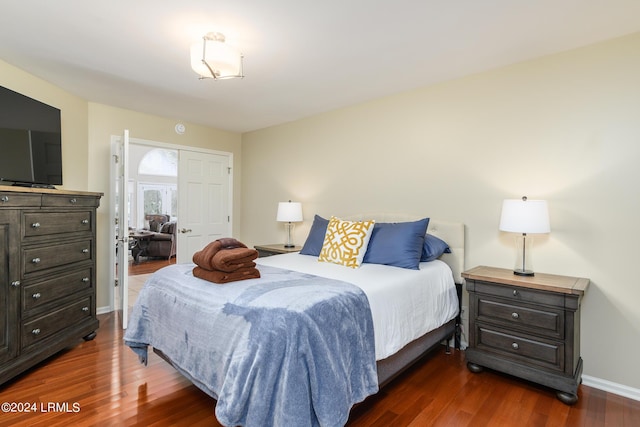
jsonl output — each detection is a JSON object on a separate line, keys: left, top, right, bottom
{"left": 1, "top": 311, "right": 639, "bottom": 426}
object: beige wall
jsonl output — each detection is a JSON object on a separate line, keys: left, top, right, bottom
{"left": 1, "top": 60, "right": 89, "bottom": 190}
{"left": 241, "top": 32, "right": 640, "bottom": 389}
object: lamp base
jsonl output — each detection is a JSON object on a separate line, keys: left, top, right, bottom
{"left": 514, "top": 269, "right": 535, "bottom": 276}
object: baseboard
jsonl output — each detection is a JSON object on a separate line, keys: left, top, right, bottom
{"left": 582, "top": 374, "right": 640, "bottom": 401}
{"left": 97, "top": 306, "right": 112, "bottom": 315}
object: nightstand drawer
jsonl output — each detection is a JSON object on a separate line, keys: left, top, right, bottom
{"left": 478, "top": 297, "right": 563, "bottom": 339}
{"left": 477, "top": 325, "right": 564, "bottom": 372}
{"left": 474, "top": 281, "right": 565, "bottom": 308}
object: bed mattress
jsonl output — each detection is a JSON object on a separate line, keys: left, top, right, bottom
{"left": 256, "top": 253, "right": 459, "bottom": 360}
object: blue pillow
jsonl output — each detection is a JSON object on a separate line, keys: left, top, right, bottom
{"left": 363, "top": 218, "right": 429, "bottom": 270}
{"left": 300, "top": 215, "right": 330, "bottom": 256}
{"left": 421, "top": 234, "right": 451, "bottom": 262}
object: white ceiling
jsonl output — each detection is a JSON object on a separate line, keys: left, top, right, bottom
{"left": 1, "top": 0, "right": 639, "bottom": 133}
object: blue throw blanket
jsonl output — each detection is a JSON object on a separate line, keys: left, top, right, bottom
{"left": 124, "top": 264, "right": 378, "bottom": 427}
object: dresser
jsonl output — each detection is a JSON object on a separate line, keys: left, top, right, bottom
{"left": 462, "top": 266, "right": 589, "bottom": 404}
{"left": 0, "top": 186, "right": 102, "bottom": 385}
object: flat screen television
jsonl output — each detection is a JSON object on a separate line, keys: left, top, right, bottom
{"left": 0, "top": 85, "right": 62, "bottom": 188}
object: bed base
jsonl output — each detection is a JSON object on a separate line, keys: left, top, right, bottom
{"left": 153, "top": 318, "right": 459, "bottom": 391}
{"left": 153, "top": 318, "right": 456, "bottom": 391}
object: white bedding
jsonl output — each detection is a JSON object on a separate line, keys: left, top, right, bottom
{"left": 256, "top": 253, "right": 459, "bottom": 360}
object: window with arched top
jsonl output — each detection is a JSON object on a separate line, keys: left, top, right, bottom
{"left": 138, "top": 148, "right": 178, "bottom": 176}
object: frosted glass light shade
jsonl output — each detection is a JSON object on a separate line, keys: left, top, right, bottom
{"left": 499, "top": 199, "right": 550, "bottom": 234}
{"left": 190, "top": 32, "right": 243, "bottom": 79}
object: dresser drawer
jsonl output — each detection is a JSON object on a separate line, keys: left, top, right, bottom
{"left": 22, "top": 268, "right": 93, "bottom": 312}
{"left": 22, "top": 239, "right": 92, "bottom": 274}
{"left": 477, "top": 297, "right": 564, "bottom": 339}
{"left": 476, "top": 325, "right": 564, "bottom": 372}
{"left": 21, "top": 296, "right": 93, "bottom": 349}
{"left": 42, "top": 194, "right": 100, "bottom": 208}
{"left": 474, "top": 281, "right": 565, "bottom": 308}
{"left": 0, "top": 192, "right": 40, "bottom": 208}
{"left": 23, "top": 211, "right": 93, "bottom": 237}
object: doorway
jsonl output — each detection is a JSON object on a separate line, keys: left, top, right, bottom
{"left": 110, "top": 135, "right": 233, "bottom": 325}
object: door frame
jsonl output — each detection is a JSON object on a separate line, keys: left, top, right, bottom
{"left": 108, "top": 135, "right": 233, "bottom": 315}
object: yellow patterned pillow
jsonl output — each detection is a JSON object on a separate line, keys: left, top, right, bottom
{"left": 318, "top": 216, "right": 375, "bottom": 268}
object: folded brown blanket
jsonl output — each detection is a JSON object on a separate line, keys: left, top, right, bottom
{"left": 192, "top": 238, "right": 248, "bottom": 270}
{"left": 193, "top": 266, "right": 261, "bottom": 284}
{"left": 211, "top": 248, "right": 259, "bottom": 272}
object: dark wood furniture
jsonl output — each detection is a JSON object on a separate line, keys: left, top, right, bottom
{"left": 254, "top": 243, "right": 302, "bottom": 257}
{"left": 0, "top": 186, "right": 102, "bottom": 385}
{"left": 463, "top": 265, "right": 589, "bottom": 404}
{"left": 129, "top": 231, "right": 154, "bottom": 264}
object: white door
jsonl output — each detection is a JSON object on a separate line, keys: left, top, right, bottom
{"left": 113, "top": 130, "right": 130, "bottom": 327}
{"left": 177, "top": 150, "right": 232, "bottom": 262}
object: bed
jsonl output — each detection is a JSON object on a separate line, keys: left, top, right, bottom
{"left": 124, "top": 215, "right": 464, "bottom": 427}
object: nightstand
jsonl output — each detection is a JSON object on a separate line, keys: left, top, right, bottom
{"left": 462, "top": 266, "right": 589, "bottom": 404}
{"left": 254, "top": 244, "right": 302, "bottom": 257}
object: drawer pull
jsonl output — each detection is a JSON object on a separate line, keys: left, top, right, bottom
{"left": 32, "top": 292, "right": 42, "bottom": 299}
{"left": 512, "top": 342, "right": 519, "bottom": 350}
{"left": 513, "top": 290, "right": 519, "bottom": 297}
{"left": 31, "top": 222, "right": 41, "bottom": 229}
{"left": 11, "top": 280, "right": 21, "bottom": 287}
{"left": 82, "top": 248, "right": 89, "bottom": 254}
{"left": 70, "top": 198, "right": 77, "bottom": 204}
{"left": 81, "top": 219, "right": 89, "bottom": 224}
{"left": 511, "top": 312, "right": 519, "bottom": 319}
{"left": 31, "top": 257, "right": 41, "bottom": 264}
{"left": 32, "top": 328, "right": 41, "bottom": 335}
{"left": 1, "top": 195, "right": 8, "bottom": 202}
{"left": 82, "top": 277, "right": 90, "bottom": 283}
{"left": 82, "top": 306, "right": 89, "bottom": 312}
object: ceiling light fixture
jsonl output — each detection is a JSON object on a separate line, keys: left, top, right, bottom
{"left": 190, "top": 32, "right": 244, "bottom": 80}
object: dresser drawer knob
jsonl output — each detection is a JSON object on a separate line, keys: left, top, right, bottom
{"left": 513, "top": 290, "right": 519, "bottom": 297}
{"left": 32, "top": 292, "right": 41, "bottom": 299}
{"left": 512, "top": 342, "right": 519, "bottom": 350}
{"left": 11, "top": 280, "right": 21, "bottom": 287}
{"left": 32, "top": 328, "right": 41, "bottom": 335}
{"left": 511, "top": 312, "right": 519, "bottom": 319}
{"left": 31, "top": 222, "right": 41, "bottom": 229}
{"left": 31, "top": 257, "right": 41, "bottom": 264}
{"left": 70, "top": 198, "right": 77, "bottom": 204}
{"left": 82, "top": 306, "right": 89, "bottom": 312}
{"left": 82, "top": 277, "right": 90, "bottom": 283}
{"left": 1, "top": 195, "right": 8, "bottom": 202}
{"left": 82, "top": 248, "right": 89, "bottom": 254}
{"left": 81, "top": 219, "right": 89, "bottom": 224}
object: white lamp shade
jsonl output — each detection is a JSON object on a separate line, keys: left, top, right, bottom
{"left": 190, "top": 36, "right": 242, "bottom": 79}
{"left": 277, "top": 202, "right": 303, "bottom": 222}
{"left": 499, "top": 199, "right": 550, "bottom": 234}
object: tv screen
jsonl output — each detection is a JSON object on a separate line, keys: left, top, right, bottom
{"left": 0, "top": 85, "right": 62, "bottom": 187}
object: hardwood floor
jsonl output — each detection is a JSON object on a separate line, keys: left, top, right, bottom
{"left": 128, "top": 257, "right": 176, "bottom": 276}
{"left": 1, "top": 312, "right": 638, "bottom": 426}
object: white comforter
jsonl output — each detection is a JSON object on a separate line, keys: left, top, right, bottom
{"left": 256, "top": 253, "right": 459, "bottom": 360}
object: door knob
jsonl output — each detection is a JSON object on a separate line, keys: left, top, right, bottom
{"left": 180, "top": 228, "right": 192, "bottom": 233}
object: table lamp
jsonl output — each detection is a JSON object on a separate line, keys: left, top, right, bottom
{"left": 499, "top": 196, "right": 550, "bottom": 276}
{"left": 277, "top": 200, "right": 303, "bottom": 247}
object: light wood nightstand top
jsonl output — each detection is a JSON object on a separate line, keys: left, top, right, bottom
{"left": 462, "top": 265, "right": 589, "bottom": 296}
